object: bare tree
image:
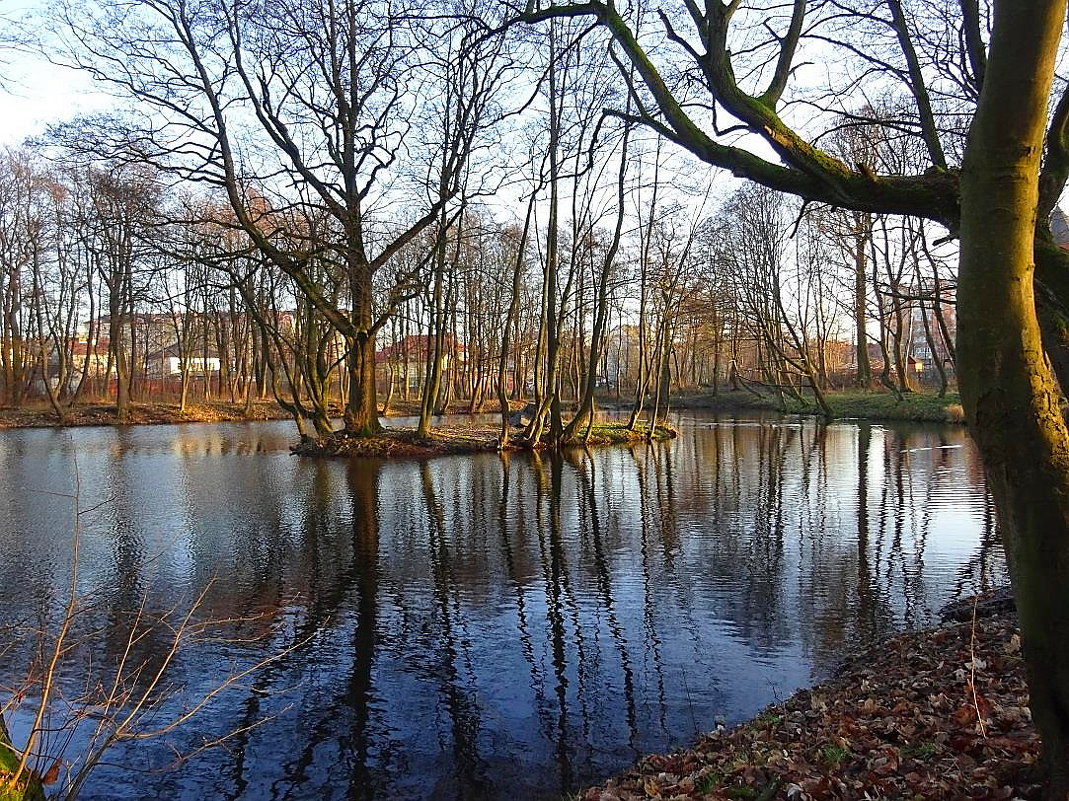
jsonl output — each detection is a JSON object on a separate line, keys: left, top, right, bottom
{"left": 0, "top": 149, "right": 42, "bottom": 408}
{"left": 52, "top": 0, "right": 509, "bottom": 439}
{"left": 717, "top": 184, "right": 833, "bottom": 414}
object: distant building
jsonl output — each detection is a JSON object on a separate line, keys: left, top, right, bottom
{"left": 1052, "top": 206, "right": 1069, "bottom": 248}
{"left": 144, "top": 344, "right": 222, "bottom": 379}
{"left": 907, "top": 282, "right": 956, "bottom": 371}
{"left": 603, "top": 325, "right": 642, "bottom": 388}
{"left": 375, "top": 334, "right": 466, "bottom": 392}
{"left": 68, "top": 336, "right": 113, "bottom": 379}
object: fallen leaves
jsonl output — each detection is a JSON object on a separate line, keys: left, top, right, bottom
{"left": 0, "top": 401, "right": 289, "bottom": 429}
{"left": 579, "top": 611, "right": 1041, "bottom": 800}
{"left": 291, "top": 425, "right": 503, "bottom": 458}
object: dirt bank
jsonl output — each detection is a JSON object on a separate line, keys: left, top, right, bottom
{"left": 579, "top": 594, "right": 1037, "bottom": 800}
{"left": 0, "top": 401, "right": 290, "bottom": 429}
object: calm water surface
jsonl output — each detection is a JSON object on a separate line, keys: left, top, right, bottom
{"left": 0, "top": 412, "right": 1002, "bottom": 800}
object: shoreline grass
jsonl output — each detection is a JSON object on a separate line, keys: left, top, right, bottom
{"left": 0, "top": 390, "right": 964, "bottom": 447}
{"left": 671, "top": 389, "right": 965, "bottom": 425}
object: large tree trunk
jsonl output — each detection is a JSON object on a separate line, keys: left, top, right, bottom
{"left": 418, "top": 224, "right": 448, "bottom": 438}
{"left": 957, "top": 2, "right": 1069, "bottom": 796}
{"left": 1033, "top": 237, "right": 1069, "bottom": 391}
{"left": 110, "top": 316, "right": 130, "bottom": 422}
{"left": 344, "top": 264, "right": 381, "bottom": 437}
{"left": 345, "top": 332, "right": 381, "bottom": 437}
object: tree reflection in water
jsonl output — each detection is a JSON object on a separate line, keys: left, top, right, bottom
{"left": 0, "top": 414, "right": 999, "bottom": 800}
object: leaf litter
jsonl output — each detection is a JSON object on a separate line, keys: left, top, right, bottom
{"left": 579, "top": 596, "right": 1039, "bottom": 800}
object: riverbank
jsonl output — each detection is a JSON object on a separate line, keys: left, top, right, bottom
{"left": 0, "top": 397, "right": 499, "bottom": 429}
{"left": 576, "top": 596, "right": 1037, "bottom": 800}
{"left": 670, "top": 389, "right": 965, "bottom": 424}
{"left": 0, "top": 400, "right": 291, "bottom": 429}
{"left": 0, "top": 390, "right": 962, "bottom": 432}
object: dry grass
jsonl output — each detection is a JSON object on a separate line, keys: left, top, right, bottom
{"left": 0, "top": 401, "right": 289, "bottom": 429}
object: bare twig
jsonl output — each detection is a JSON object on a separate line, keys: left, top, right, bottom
{"left": 969, "top": 591, "right": 988, "bottom": 737}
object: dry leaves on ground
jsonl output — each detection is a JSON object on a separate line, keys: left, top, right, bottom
{"left": 582, "top": 612, "right": 1039, "bottom": 800}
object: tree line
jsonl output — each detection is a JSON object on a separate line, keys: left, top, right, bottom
{"left": 0, "top": 142, "right": 955, "bottom": 440}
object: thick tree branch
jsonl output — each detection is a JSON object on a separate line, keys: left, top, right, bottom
{"left": 521, "top": 1, "right": 959, "bottom": 220}
{"left": 886, "top": 0, "right": 948, "bottom": 169}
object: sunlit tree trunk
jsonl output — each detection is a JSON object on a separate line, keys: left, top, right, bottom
{"left": 957, "top": 3, "right": 1069, "bottom": 796}
{"left": 419, "top": 225, "right": 448, "bottom": 438}
{"left": 565, "top": 120, "right": 631, "bottom": 441}
{"left": 344, "top": 260, "right": 381, "bottom": 437}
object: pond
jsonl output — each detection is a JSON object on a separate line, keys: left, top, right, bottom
{"left": 0, "top": 411, "right": 1002, "bottom": 800}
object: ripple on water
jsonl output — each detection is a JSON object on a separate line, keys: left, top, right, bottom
{"left": 0, "top": 413, "right": 1001, "bottom": 800}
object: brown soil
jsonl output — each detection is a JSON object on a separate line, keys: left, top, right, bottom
{"left": 378, "top": 398, "right": 532, "bottom": 417}
{"left": 0, "top": 401, "right": 290, "bottom": 430}
{"left": 578, "top": 601, "right": 1038, "bottom": 800}
{"left": 291, "top": 422, "right": 677, "bottom": 459}
{"left": 0, "top": 397, "right": 530, "bottom": 429}
{"left": 291, "top": 424, "right": 505, "bottom": 458}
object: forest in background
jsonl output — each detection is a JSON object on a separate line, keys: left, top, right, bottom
{"left": 0, "top": 1, "right": 960, "bottom": 443}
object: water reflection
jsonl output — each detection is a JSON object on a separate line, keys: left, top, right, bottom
{"left": 0, "top": 414, "right": 1000, "bottom": 800}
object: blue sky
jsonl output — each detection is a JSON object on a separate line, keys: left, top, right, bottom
{"left": 0, "top": 48, "right": 108, "bottom": 146}
{"left": 1, "top": 0, "right": 111, "bottom": 148}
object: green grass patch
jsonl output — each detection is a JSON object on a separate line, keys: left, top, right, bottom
{"left": 675, "top": 389, "right": 964, "bottom": 424}
{"left": 820, "top": 743, "right": 850, "bottom": 765}
{"left": 696, "top": 772, "right": 722, "bottom": 794}
{"left": 582, "top": 423, "right": 677, "bottom": 445}
{"left": 903, "top": 740, "right": 940, "bottom": 759}
{"left": 807, "top": 390, "right": 963, "bottom": 423}
{"left": 725, "top": 786, "right": 759, "bottom": 800}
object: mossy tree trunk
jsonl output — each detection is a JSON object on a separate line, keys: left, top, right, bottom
{"left": 344, "top": 332, "right": 381, "bottom": 438}
{"left": 957, "top": 2, "right": 1069, "bottom": 797}
{"left": 343, "top": 259, "right": 382, "bottom": 438}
